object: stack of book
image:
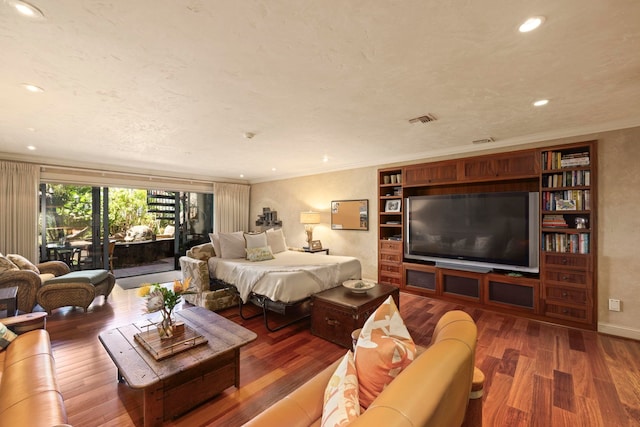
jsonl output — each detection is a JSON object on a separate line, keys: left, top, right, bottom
{"left": 542, "top": 151, "right": 591, "bottom": 169}
{"left": 560, "top": 152, "right": 590, "bottom": 167}
{"left": 542, "top": 214, "right": 568, "bottom": 228}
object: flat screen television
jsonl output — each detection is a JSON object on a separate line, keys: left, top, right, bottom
{"left": 405, "top": 191, "right": 539, "bottom": 273}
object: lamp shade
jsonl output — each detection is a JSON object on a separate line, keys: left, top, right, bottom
{"left": 300, "top": 211, "right": 320, "bottom": 225}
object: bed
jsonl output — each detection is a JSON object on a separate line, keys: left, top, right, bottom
{"left": 208, "top": 250, "right": 362, "bottom": 331}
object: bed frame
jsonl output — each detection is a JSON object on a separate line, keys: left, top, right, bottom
{"left": 214, "top": 279, "right": 312, "bottom": 332}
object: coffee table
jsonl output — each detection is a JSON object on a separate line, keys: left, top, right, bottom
{"left": 99, "top": 306, "right": 257, "bottom": 427}
{"left": 311, "top": 282, "right": 399, "bottom": 348}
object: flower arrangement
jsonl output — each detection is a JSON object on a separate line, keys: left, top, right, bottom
{"left": 137, "top": 278, "right": 194, "bottom": 338}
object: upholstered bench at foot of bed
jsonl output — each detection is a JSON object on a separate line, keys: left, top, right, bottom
{"left": 36, "top": 269, "right": 116, "bottom": 314}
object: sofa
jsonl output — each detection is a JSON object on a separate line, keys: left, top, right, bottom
{"left": 0, "top": 316, "right": 70, "bottom": 427}
{"left": 0, "top": 259, "right": 70, "bottom": 313}
{"left": 243, "top": 310, "right": 481, "bottom": 427}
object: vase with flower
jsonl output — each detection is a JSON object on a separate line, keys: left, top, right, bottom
{"left": 137, "top": 278, "right": 193, "bottom": 339}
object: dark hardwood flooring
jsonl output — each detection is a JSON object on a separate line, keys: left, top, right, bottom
{"left": 44, "top": 284, "right": 640, "bottom": 426}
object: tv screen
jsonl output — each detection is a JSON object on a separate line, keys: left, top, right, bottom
{"left": 405, "top": 192, "right": 539, "bottom": 273}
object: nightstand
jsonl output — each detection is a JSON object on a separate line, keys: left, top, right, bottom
{"left": 303, "top": 247, "right": 330, "bottom": 255}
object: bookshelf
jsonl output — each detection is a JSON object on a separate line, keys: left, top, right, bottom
{"left": 378, "top": 168, "right": 403, "bottom": 286}
{"left": 540, "top": 141, "right": 596, "bottom": 325}
{"left": 377, "top": 140, "right": 598, "bottom": 330}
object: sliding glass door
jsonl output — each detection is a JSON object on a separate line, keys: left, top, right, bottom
{"left": 40, "top": 184, "right": 213, "bottom": 276}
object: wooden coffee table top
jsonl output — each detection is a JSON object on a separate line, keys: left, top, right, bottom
{"left": 99, "top": 306, "right": 257, "bottom": 389}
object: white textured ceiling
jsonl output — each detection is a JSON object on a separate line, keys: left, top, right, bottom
{"left": 1, "top": 0, "right": 640, "bottom": 183}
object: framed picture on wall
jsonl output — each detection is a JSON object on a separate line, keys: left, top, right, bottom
{"left": 385, "top": 199, "right": 401, "bottom": 212}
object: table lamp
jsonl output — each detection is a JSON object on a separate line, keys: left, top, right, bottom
{"left": 299, "top": 211, "right": 320, "bottom": 248}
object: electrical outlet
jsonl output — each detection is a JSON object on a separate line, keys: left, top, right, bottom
{"left": 609, "top": 298, "right": 621, "bottom": 312}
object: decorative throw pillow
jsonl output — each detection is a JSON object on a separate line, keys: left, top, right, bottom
{"left": 7, "top": 254, "right": 40, "bottom": 273}
{"left": 218, "top": 232, "right": 246, "bottom": 259}
{"left": 190, "top": 243, "right": 215, "bottom": 260}
{"left": 0, "top": 322, "right": 17, "bottom": 351}
{"left": 266, "top": 228, "right": 288, "bottom": 254}
{"left": 0, "top": 255, "right": 19, "bottom": 273}
{"left": 322, "top": 351, "right": 360, "bottom": 427}
{"left": 244, "top": 232, "right": 268, "bottom": 249}
{"left": 354, "top": 295, "right": 416, "bottom": 408}
{"left": 245, "top": 246, "right": 275, "bottom": 262}
{"left": 209, "top": 233, "right": 221, "bottom": 258}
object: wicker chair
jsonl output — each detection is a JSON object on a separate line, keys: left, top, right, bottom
{"left": 36, "top": 270, "right": 116, "bottom": 314}
{"left": 0, "top": 261, "right": 70, "bottom": 313}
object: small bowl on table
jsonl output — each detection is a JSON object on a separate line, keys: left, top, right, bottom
{"left": 342, "top": 279, "right": 376, "bottom": 294}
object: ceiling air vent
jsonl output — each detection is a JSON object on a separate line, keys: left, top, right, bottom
{"left": 472, "top": 137, "right": 495, "bottom": 144}
{"left": 408, "top": 114, "right": 437, "bottom": 124}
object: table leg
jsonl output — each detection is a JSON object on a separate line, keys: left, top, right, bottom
{"left": 143, "top": 383, "right": 164, "bottom": 427}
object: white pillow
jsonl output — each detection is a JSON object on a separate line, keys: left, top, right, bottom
{"left": 244, "top": 232, "right": 268, "bottom": 249}
{"left": 209, "top": 233, "right": 221, "bottom": 257}
{"left": 218, "top": 232, "right": 246, "bottom": 259}
{"left": 266, "top": 228, "right": 287, "bottom": 254}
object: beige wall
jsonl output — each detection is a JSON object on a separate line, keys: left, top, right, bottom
{"left": 250, "top": 126, "right": 640, "bottom": 339}
{"left": 250, "top": 167, "right": 380, "bottom": 281}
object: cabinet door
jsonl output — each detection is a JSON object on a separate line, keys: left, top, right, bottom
{"left": 404, "top": 161, "right": 458, "bottom": 186}
{"left": 461, "top": 150, "right": 538, "bottom": 181}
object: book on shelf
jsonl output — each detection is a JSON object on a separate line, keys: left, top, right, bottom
{"left": 542, "top": 232, "right": 590, "bottom": 254}
{"left": 542, "top": 214, "right": 568, "bottom": 228}
{"left": 542, "top": 150, "right": 590, "bottom": 169}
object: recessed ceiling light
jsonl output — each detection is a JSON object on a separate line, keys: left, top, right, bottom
{"left": 322, "top": 155, "right": 329, "bottom": 163}
{"left": 519, "top": 16, "right": 545, "bottom": 33}
{"left": 11, "top": 1, "right": 45, "bottom": 19}
{"left": 22, "top": 83, "right": 44, "bottom": 93}
{"left": 27, "top": 145, "right": 36, "bottom": 151}
{"left": 239, "top": 174, "right": 244, "bottom": 178}
{"left": 533, "top": 99, "right": 549, "bottom": 107}
{"left": 271, "top": 168, "right": 276, "bottom": 172}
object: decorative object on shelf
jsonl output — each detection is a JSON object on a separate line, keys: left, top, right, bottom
{"left": 255, "top": 207, "right": 282, "bottom": 231}
{"left": 137, "top": 279, "right": 194, "bottom": 339}
{"left": 331, "top": 199, "right": 368, "bottom": 230}
{"left": 300, "top": 211, "right": 321, "bottom": 248}
{"left": 575, "top": 217, "right": 587, "bottom": 229}
{"left": 342, "top": 279, "right": 376, "bottom": 293}
{"left": 385, "top": 199, "right": 401, "bottom": 212}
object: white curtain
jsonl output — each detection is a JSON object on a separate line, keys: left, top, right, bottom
{"left": 0, "top": 161, "right": 39, "bottom": 261}
{"left": 213, "top": 182, "right": 250, "bottom": 233}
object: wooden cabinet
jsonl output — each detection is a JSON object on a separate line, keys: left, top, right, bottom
{"left": 378, "top": 140, "right": 597, "bottom": 330}
{"left": 461, "top": 150, "right": 539, "bottom": 181}
{"left": 378, "top": 240, "right": 402, "bottom": 286}
{"left": 540, "top": 141, "right": 596, "bottom": 326}
{"left": 404, "top": 161, "right": 458, "bottom": 186}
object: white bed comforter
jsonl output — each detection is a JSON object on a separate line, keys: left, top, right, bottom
{"left": 208, "top": 250, "right": 361, "bottom": 303}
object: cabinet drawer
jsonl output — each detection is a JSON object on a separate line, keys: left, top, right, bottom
{"left": 379, "top": 240, "right": 402, "bottom": 253}
{"left": 544, "top": 253, "right": 591, "bottom": 270}
{"left": 379, "top": 272, "right": 402, "bottom": 286}
{"left": 380, "top": 252, "right": 402, "bottom": 263}
{"left": 544, "top": 269, "right": 589, "bottom": 286}
{"left": 379, "top": 262, "right": 401, "bottom": 274}
{"left": 544, "top": 303, "right": 589, "bottom": 322}
{"left": 545, "top": 286, "right": 588, "bottom": 305}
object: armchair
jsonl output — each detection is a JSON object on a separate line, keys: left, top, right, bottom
{"left": 0, "top": 260, "right": 70, "bottom": 313}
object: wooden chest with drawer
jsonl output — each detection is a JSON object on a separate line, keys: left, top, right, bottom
{"left": 311, "top": 283, "right": 400, "bottom": 349}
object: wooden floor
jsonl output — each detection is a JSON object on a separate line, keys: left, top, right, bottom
{"left": 45, "top": 284, "right": 640, "bottom": 426}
